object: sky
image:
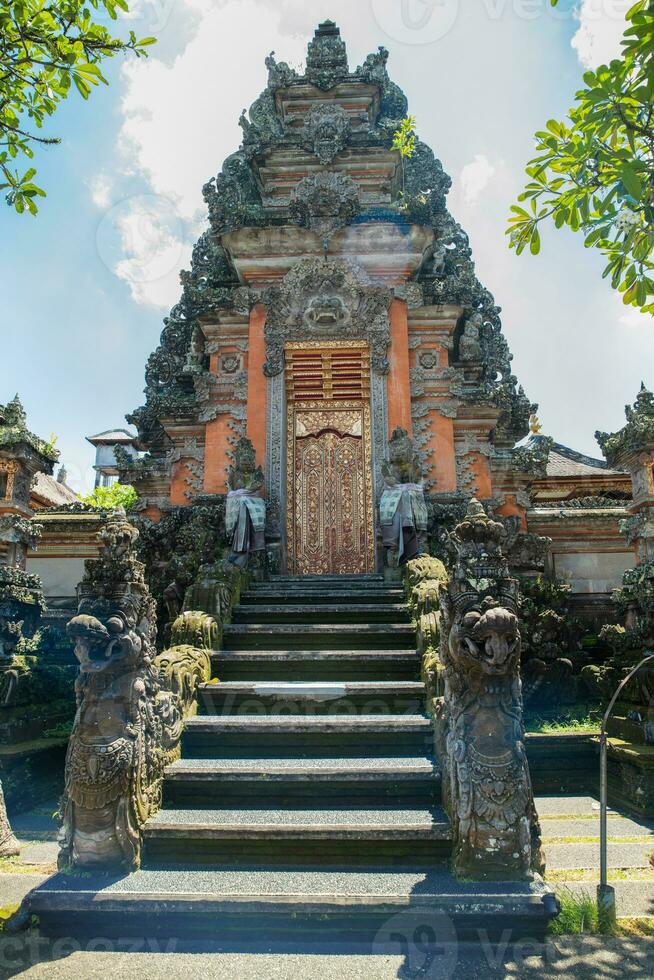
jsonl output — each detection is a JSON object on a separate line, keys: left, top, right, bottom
{"left": 1, "top": 0, "right": 652, "bottom": 494}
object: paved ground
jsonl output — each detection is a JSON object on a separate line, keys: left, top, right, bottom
{"left": 1, "top": 935, "right": 654, "bottom": 979}
{"left": 1, "top": 794, "right": 653, "bottom": 978}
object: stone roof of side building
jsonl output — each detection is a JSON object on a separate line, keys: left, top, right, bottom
{"left": 86, "top": 429, "right": 137, "bottom": 446}
{"left": 30, "top": 472, "right": 79, "bottom": 507}
{"left": 525, "top": 434, "right": 626, "bottom": 478}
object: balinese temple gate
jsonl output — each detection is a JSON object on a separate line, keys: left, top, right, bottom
{"left": 121, "top": 20, "right": 537, "bottom": 573}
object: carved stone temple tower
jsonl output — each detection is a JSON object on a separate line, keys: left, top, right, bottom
{"left": 122, "top": 21, "right": 536, "bottom": 575}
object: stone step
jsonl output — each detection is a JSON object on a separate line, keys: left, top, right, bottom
{"left": 30, "top": 867, "right": 558, "bottom": 943}
{"left": 142, "top": 806, "right": 452, "bottom": 866}
{"left": 266, "top": 574, "right": 385, "bottom": 584}
{"left": 212, "top": 649, "right": 421, "bottom": 682}
{"left": 183, "top": 714, "right": 434, "bottom": 758}
{"left": 163, "top": 755, "right": 441, "bottom": 806}
{"left": 221, "top": 623, "right": 416, "bottom": 651}
{"left": 231, "top": 603, "right": 410, "bottom": 625}
{"left": 525, "top": 733, "right": 597, "bottom": 794}
{"left": 241, "top": 588, "right": 404, "bottom": 605}
{"left": 197, "top": 680, "right": 425, "bottom": 716}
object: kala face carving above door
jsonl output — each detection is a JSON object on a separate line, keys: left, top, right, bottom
{"left": 285, "top": 343, "right": 375, "bottom": 575}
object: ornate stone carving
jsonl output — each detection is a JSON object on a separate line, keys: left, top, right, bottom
{"left": 302, "top": 103, "right": 351, "bottom": 164}
{"left": 597, "top": 384, "right": 654, "bottom": 469}
{"left": 382, "top": 428, "right": 423, "bottom": 486}
{"left": 183, "top": 326, "right": 205, "bottom": 375}
{"left": 305, "top": 20, "right": 349, "bottom": 90}
{"left": 418, "top": 351, "right": 439, "bottom": 372}
{"left": 263, "top": 259, "right": 392, "bottom": 377}
{"left": 289, "top": 171, "right": 360, "bottom": 245}
{"left": 459, "top": 312, "right": 483, "bottom": 363}
{"left": 227, "top": 436, "right": 264, "bottom": 493}
{"left": 58, "top": 508, "right": 217, "bottom": 869}
{"left": 436, "top": 499, "right": 543, "bottom": 879}
{"left": 203, "top": 151, "right": 264, "bottom": 236}
{"left": 501, "top": 516, "right": 551, "bottom": 575}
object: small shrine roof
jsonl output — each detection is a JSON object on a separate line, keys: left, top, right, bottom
{"left": 31, "top": 472, "right": 78, "bottom": 507}
{"left": 86, "top": 429, "right": 136, "bottom": 446}
{"left": 525, "top": 434, "right": 625, "bottom": 478}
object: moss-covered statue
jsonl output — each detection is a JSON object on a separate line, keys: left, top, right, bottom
{"left": 436, "top": 499, "right": 543, "bottom": 879}
{"left": 59, "top": 508, "right": 216, "bottom": 869}
{"left": 379, "top": 428, "right": 427, "bottom": 567}
{"left": 225, "top": 436, "right": 266, "bottom": 569}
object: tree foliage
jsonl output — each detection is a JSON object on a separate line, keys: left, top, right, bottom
{"left": 508, "top": 0, "right": 654, "bottom": 314}
{"left": 79, "top": 482, "right": 138, "bottom": 511}
{"left": 0, "top": 1, "right": 155, "bottom": 215}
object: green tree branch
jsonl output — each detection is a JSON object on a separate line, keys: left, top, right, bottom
{"left": 0, "top": 0, "right": 156, "bottom": 215}
{"left": 508, "top": 0, "right": 654, "bottom": 315}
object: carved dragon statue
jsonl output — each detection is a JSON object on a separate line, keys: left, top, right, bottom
{"left": 437, "top": 499, "right": 544, "bottom": 879}
{"left": 58, "top": 508, "right": 217, "bottom": 870}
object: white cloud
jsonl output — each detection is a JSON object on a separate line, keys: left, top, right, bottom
{"left": 89, "top": 173, "right": 113, "bottom": 209}
{"left": 117, "top": 0, "right": 306, "bottom": 221}
{"left": 458, "top": 154, "right": 496, "bottom": 205}
{"left": 571, "top": 0, "right": 630, "bottom": 68}
{"left": 615, "top": 293, "right": 652, "bottom": 330}
{"left": 96, "top": 194, "right": 191, "bottom": 309}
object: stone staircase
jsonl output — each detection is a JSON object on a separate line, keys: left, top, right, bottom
{"left": 30, "top": 574, "right": 556, "bottom": 943}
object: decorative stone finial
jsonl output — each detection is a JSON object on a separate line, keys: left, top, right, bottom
{"left": 306, "top": 20, "right": 349, "bottom": 89}
{"left": 596, "top": 383, "right": 654, "bottom": 468}
{"left": 529, "top": 413, "right": 543, "bottom": 434}
{"left": 4, "top": 396, "right": 27, "bottom": 429}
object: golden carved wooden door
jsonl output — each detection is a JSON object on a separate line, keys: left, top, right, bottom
{"left": 286, "top": 343, "right": 374, "bottom": 576}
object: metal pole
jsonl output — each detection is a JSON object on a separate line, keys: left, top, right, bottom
{"left": 597, "top": 651, "right": 654, "bottom": 931}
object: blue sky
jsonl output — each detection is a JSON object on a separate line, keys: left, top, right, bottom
{"left": 1, "top": 0, "right": 651, "bottom": 493}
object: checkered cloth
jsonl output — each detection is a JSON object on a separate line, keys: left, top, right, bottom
{"left": 379, "top": 483, "right": 427, "bottom": 564}
{"left": 226, "top": 490, "right": 266, "bottom": 567}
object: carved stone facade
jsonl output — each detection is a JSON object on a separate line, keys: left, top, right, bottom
{"left": 263, "top": 260, "right": 392, "bottom": 378}
{"left": 289, "top": 172, "right": 360, "bottom": 245}
{"left": 120, "top": 20, "right": 576, "bottom": 577}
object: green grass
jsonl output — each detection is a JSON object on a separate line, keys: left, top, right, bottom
{"left": 0, "top": 905, "right": 20, "bottom": 932}
{"left": 546, "top": 867, "right": 654, "bottom": 882}
{"left": 542, "top": 834, "right": 648, "bottom": 844}
{"left": 549, "top": 888, "right": 600, "bottom": 935}
{"left": 615, "top": 917, "right": 654, "bottom": 937}
{"left": 526, "top": 708, "right": 601, "bottom": 734}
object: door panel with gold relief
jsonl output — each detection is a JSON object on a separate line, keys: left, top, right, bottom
{"left": 285, "top": 343, "right": 374, "bottom": 576}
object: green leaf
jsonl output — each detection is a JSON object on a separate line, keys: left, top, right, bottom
{"left": 73, "top": 75, "right": 91, "bottom": 99}
{"left": 620, "top": 164, "right": 643, "bottom": 199}
{"left": 1, "top": 1, "right": 158, "bottom": 216}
